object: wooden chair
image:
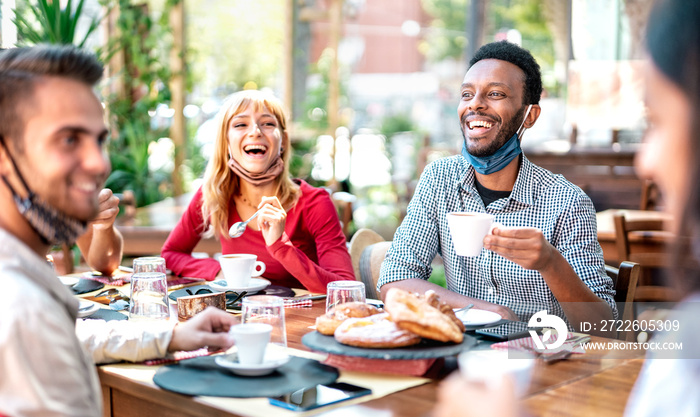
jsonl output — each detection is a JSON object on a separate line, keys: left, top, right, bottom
{"left": 640, "top": 179, "right": 662, "bottom": 211}
{"left": 605, "top": 261, "right": 641, "bottom": 341}
{"left": 348, "top": 228, "right": 389, "bottom": 299}
{"left": 613, "top": 213, "right": 679, "bottom": 303}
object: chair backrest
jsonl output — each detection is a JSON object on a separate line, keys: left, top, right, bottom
{"left": 357, "top": 241, "right": 392, "bottom": 300}
{"left": 348, "top": 228, "right": 386, "bottom": 299}
{"left": 605, "top": 261, "right": 641, "bottom": 342}
{"left": 640, "top": 179, "right": 662, "bottom": 211}
{"left": 613, "top": 213, "right": 667, "bottom": 266}
{"left": 613, "top": 213, "right": 679, "bottom": 303}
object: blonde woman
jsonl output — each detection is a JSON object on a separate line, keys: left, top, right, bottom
{"left": 162, "top": 90, "right": 354, "bottom": 293}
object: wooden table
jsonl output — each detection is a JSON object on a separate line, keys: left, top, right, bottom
{"left": 116, "top": 192, "right": 219, "bottom": 257}
{"left": 596, "top": 209, "right": 673, "bottom": 264}
{"left": 96, "top": 301, "right": 645, "bottom": 417}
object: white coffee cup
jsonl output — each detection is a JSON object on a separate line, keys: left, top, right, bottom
{"left": 458, "top": 349, "right": 535, "bottom": 397}
{"left": 229, "top": 323, "right": 272, "bottom": 365}
{"left": 218, "top": 254, "right": 266, "bottom": 288}
{"left": 446, "top": 212, "right": 497, "bottom": 257}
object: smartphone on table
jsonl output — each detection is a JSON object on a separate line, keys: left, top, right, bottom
{"left": 268, "top": 382, "right": 372, "bottom": 411}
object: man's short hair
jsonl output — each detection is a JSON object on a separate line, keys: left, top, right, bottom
{"left": 0, "top": 44, "right": 103, "bottom": 148}
{"left": 469, "top": 41, "right": 542, "bottom": 106}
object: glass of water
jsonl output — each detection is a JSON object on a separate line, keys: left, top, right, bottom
{"left": 326, "top": 281, "right": 366, "bottom": 312}
{"left": 129, "top": 271, "right": 169, "bottom": 320}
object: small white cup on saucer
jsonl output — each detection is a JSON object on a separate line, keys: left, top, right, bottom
{"left": 229, "top": 323, "right": 272, "bottom": 365}
{"left": 458, "top": 349, "right": 535, "bottom": 397}
{"left": 218, "top": 254, "right": 266, "bottom": 288}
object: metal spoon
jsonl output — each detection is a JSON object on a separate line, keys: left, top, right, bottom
{"left": 228, "top": 208, "right": 263, "bottom": 238}
{"left": 454, "top": 303, "right": 474, "bottom": 314}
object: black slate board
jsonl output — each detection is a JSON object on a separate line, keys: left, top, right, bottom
{"left": 302, "top": 331, "right": 477, "bottom": 360}
{"left": 71, "top": 279, "right": 104, "bottom": 295}
{"left": 85, "top": 308, "right": 128, "bottom": 321}
{"left": 152, "top": 356, "right": 338, "bottom": 398}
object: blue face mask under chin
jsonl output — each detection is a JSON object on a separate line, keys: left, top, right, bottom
{"left": 462, "top": 104, "right": 532, "bottom": 175}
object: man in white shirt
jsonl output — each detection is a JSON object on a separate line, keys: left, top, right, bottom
{"left": 0, "top": 44, "right": 237, "bottom": 416}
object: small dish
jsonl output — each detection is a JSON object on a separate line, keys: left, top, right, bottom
{"left": 209, "top": 277, "right": 271, "bottom": 293}
{"left": 455, "top": 308, "right": 502, "bottom": 326}
{"left": 58, "top": 275, "right": 79, "bottom": 288}
{"left": 77, "top": 300, "right": 100, "bottom": 318}
{"left": 214, "top": 350, "right": 290, "bottom": 376}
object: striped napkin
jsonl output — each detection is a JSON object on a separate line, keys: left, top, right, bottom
{"left": 283, "top": 298, "right": 313, "bottom": 308}
{"left": 491, "top": 332, "right": 586, "bottom": 355}
{"left": 82, "top": 271, "right": 131, "bottom": 286}
{"left": 141, "top": 348, "right": 220, "bottom": 366}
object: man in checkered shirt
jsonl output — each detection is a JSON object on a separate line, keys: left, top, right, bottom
{"left": 378, "top": 41, "right": 616, "bottom": 336}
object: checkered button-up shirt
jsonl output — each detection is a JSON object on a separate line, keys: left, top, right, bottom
{"left": 378, "top": 155, "right": 617, "bottom": 322}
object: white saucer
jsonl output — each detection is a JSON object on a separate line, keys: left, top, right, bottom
{"left": 455, "top": 308, "right": 502, "bottom": 326}
{"left": 77, "top": 300, "right": 100, "bottom": 318}
{"left": 215, "top": 350, "right": 290, "bottom": 376}
{"left": 58, "top": 275, "right": 79, "bottom": 288}
{"left": 209, "top": 277, "right": 271, "bottom": 293}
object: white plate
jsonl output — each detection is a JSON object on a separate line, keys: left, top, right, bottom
{"left": 58, "top": 275, "right": 79, "bottom": 288}
{"left": 77, "top": 300, "right": 100, "bottom": 318}
{"left": 209, "top": 277, "right": 271, "bottom": 293}
{"left": 455, "top": 308, "right": 502, "bottom": 326}
{"left": 215, "top": 350, "right": 290, "bottom": 376}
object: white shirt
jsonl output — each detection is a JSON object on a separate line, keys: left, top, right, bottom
{"left": 0, "top": 229, "right": 175, "bottom": 417}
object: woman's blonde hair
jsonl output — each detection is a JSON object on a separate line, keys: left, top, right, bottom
{"left": 201, "top": 90, "right": 300, "bottom": 239}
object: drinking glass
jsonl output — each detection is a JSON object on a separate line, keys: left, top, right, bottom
{"left": 241, "top": 295, "right": 288, "bottom": 354}
{"left": 133, "top": 256, "right": 167, "bottom": 274}
{"left": 326, "top": 281, "right": 366, "bottom": 312}
{"left": 129, "top": 271, "right": 170, "bottom": 320}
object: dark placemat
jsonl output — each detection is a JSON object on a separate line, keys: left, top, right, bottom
{"left": 302, "top": 331, "right": 477, "bottom": 360}
{"left": 153, "top": 356, "right": 338, "bottom": 398}
{"left": 71, "top": 279, "right": 104, "bottom": 295}
{"left": 259, "top": 285, "right": 295, "bottom": 297}
{"left": 85, "top": 308, "right": 128, "bottom": 321}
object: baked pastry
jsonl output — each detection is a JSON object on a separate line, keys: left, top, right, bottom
{"left": 426, "top": 291, "right": 466, "bottom": 333}
{"left": 315, "top": 302, "right": 381, "bottom": 335}
{"left": 384, "top": 288, "right": 464, "bottom": 343}
{"left": 334, "top": 313, "right": 422, "bottom": 348}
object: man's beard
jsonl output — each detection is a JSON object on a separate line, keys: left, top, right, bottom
{"left": 463, "top": 105, "right": 526, "bottom": 158}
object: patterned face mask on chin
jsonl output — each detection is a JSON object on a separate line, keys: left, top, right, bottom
{"left": 4, "top": 181, "right": 88, "bottom": 246}
{"left": 0, "top": 138, "right": 88, "bottom": 246}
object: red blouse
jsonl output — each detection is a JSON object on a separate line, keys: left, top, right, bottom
{"left": 161, "top": 180, "right": 355, "bottom": 293}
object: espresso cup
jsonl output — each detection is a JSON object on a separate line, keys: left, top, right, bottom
{"left": 458, "top": 349, "right": 535, "bottom": 397}
{"left": 218, "top": 254, "right": 266, "bottom": 288}
{"left": 229, "top": 323, "right": 272, "bottom": 365}
{"left": 446, "top": 212, "right": 496, "bottom": 257}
